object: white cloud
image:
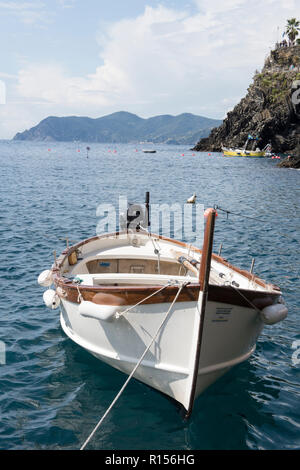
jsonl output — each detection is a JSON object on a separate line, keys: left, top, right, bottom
{"left": 0, "top": 1, "right": 43, "bottom": 8}
{"left": 0, "top": 72, "right": 18, "bottom": 79}
{"left": 194, "top": 0, "right": 247, "bottom": 14}
{"left": 0, "top": 1, "right": 48, "bottom": 24}
{"left": 57, "top": 0, "right": 75, "bottom": 8}
{"left": 1, "top": 1, "right": 299, "bottom": 138}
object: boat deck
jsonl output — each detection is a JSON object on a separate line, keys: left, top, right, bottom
{"left": 57, "top": 232, "right": 275, "bottom": 293}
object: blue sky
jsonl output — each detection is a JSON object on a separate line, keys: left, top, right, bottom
{"left": 0, "top": 0, "right": 298, "bottom": 138}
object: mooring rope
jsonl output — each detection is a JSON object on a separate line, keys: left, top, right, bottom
{"left": 214, "top": 205, "right": 265, "bottom": 221}
{"left": 115, "top": 282, "right": 173, "bottom": 318}
{"left": 80, "top": 281, "right": 187, "bottom": 450}
{"left": 214, "top": 204, "right": 299, "bottom": 245}
{"left": 75, "top": 283, "right": 84, "bottom": 303}
{"left": 224, "top": 281, "right": 262, "bottom": 314}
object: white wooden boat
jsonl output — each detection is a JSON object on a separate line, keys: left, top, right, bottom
{"left": 38, "top": 209, "right": 287, "bottom": 416}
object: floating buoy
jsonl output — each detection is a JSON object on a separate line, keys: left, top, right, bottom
{"left": 79, "top": 301, "right": 119, "bottom": 322}
{"left": 38, "top": 269, "right": 53, "bottom": 287}
{"left": 260, "top": 303, "right": 288, "bottom": 325}
{"left": 48, "top": 149, "right": 51, "bottom": 151}
{"left": 181, "top": 154, "right": 184, "bottom": 156}
{"left": 43, "top": 289, "right": 60, "bottom": 309}
{"left": 187, "top": 193, "right": 196, "bottom": 204}
{"left": 208, "top": 153, "right": 211, "bottom": 156}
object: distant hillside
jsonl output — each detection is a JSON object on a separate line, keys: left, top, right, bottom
{"left": 13, "top": 111, "right": 222, "bottom": 144}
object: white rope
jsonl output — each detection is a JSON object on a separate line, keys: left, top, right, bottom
{"left": 75, "top": 283, "right": 83, "bottom": 303}
{"left": 80, "top": 281, "right": 186, "bottom": 450}
{"left": 115, "top": 282, "right": 174, "bottom": 318}
{"left": 223, "top": 279, "right": 262, "bottom": 313}
{"left": 230, "top": 284, "right": 262, "bottom": 313}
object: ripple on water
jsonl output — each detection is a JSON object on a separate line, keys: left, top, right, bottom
{"left": 0, "top": 141, "right": 299, "bottom": 449}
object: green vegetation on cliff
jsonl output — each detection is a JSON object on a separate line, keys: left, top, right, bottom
{"left": 193, "top": 40, "right": 300, "bottom": 155}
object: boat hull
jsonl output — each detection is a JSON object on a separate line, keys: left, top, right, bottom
{"left": 223, "top": 149, "right": 265, "bottom": 157}
{"left": 60, "top": 296, "right": 264, "bottom": 410}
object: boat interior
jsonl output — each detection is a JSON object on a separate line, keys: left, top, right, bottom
{"left": 58, "top": 234, "right": 272, "bottom": 292}
{"left": 65, "top": 255, "right": 198, "bottom": 287}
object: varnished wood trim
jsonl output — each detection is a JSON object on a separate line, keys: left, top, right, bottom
{"left": 92, "top": 293, "right": 126, "bottom": 306}
{"left": 54, "top": 277, "right": 279, "bottom": 309}
{"left": 199, "top": 209, "right": 215, "bottom": 290}
{"left": 185, "top": 209, "right": 216, "bottom": 418}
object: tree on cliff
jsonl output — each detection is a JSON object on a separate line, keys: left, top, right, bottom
{"left": 285, "top": 18, "right": 300, "bottom": 45}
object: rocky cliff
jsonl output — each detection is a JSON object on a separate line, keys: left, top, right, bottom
{"left": 277, "top": 154, "right": 300, "bottom": 168}
{"left": 193, "top": 45, "right": 300, "bottom": 155}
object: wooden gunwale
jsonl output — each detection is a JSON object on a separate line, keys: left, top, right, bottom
{"left": 54, "top": 277, "right": 279, "bottom": 309}
{"left": 52, "top": 231, "right": 281, "bottom": 307}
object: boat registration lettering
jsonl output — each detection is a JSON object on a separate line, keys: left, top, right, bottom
{"left": 212, "top": 307, "right": 232, "bottom": 322}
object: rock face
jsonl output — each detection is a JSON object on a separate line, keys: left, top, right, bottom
{"left": 277, "top": 155, "right": 300, "bottom": 168}
{"left": 13, "top": 111, "right": 221, "bottom": 145}
{"left": 193, "top": 45, "right": 300, "bottom": 154}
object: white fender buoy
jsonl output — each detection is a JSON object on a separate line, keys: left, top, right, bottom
{"left": 78, "top": 301, "right": 120, "bottom": 322}
{"left": 38, "top": 269, "right": 53, "bottom": 287}
{"left": 43, "top": 289, "right": 60, "bottom": 310}
{"left": 260, "top": 303, "right": 288, "bottom": 325}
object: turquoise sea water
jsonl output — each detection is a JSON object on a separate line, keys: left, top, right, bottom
{"left": 0, "top": 141, "right": 299, "bottom": 450}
